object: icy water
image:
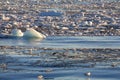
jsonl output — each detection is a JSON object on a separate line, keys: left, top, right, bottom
{"left": 0, "top": 36, "right": 120, "bottom": 48}
{"left": 1, "top": 36, "right": 120, "bottom": 80}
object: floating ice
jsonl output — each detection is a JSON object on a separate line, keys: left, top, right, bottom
{"left": 11, "top": 29, "right": 24, "bottom": 37}
{"left": 23, "top": 28, "right": 46, "bottom": 38}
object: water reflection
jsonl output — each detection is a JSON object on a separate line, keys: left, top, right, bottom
{"left": 25, "top": 37, "right": 43, "bottom": 42}
{"left": 86, "top": 78, "right": 91, "bottom": 80}
{"left": 23, "top": 37, "right": 44, "bottom": 46}
{"left": 0, "top": 36, "right": 120, "bottom": 48}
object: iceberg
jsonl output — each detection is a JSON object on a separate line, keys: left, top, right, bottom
{"left": 11, "top": 29, "right": 24, "bottom": 37}
{"left": 0, "top": 28, "right": 46, "bottom": 39}
{"left": 23, "top": 28, "right": 46, "bottom": 38}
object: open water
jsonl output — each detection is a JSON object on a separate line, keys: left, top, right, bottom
{"left": 1, "top": 36, "right": 120, "bottom": 80}
{"left": 0, "top": 36, "right": 120, "bottom": 48}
